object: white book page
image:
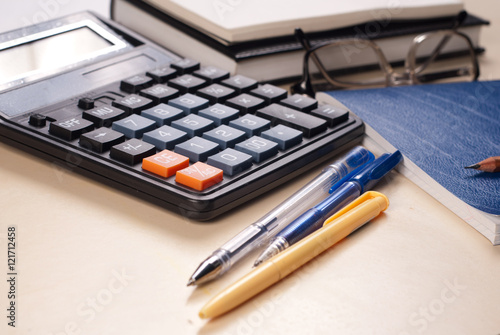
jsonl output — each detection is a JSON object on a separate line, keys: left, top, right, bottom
{"left": 147, "top": 0, "right": 463, "bottom": 41}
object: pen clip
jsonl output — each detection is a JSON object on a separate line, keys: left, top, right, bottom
{"left": 322, "top": 191, "right": 389, "bottom": 226}
{"left": 328, "top": 151, "right": 375, "bottom": 194}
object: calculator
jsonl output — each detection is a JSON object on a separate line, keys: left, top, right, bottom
{"left": 0, "top": 12, "right": 364, "bottom": 220}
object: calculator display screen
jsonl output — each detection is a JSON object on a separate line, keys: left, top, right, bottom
{"left": 0, "top": 20, "right": 129, "bottom": 90}
{"left": 0, "top": 27, "right": 112, "bottom": 84}
{"left": 0, "top": 27, "right": 111, "bottom": 86}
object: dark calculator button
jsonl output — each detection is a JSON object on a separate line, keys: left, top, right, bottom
{"left": 49, "top": 116, "right": 94, "bottom": 141}
{"left": 29, "top": 113, "right": 48, "bottom": 127}
{"left": 141, "top": 103, "right": 185, "bottom": 126}
{"left": 77, "top": 97, "right": 95, "bottom": 110}
{"left": 83, "top": 105, "right": 126, "bottom": 127}
{"left": 225, "top": 93, "right": 266, "bottom": 114}
{"left": 279, "top": 94, "right": 318, "bottom": 112}
{"left": 202, "top": 125, "right": 247, "bottom": 149}
{"left": 250, "top": 84, "right": 287, "bottom": 103}
{"left": 310, "top": 104, "right": 349, "bottom": 127}
{"left": 112, "top": 94, "right": 155, "bottom": 114}
{"left": 110, "top": 139, "right": 156, "bottom": 165}
{"left": 193, "top": 66, "right": 230, "bottom": 83}
{"left": 171, "top": 114, "right": 214, "bottom": 137}
{"left": 174, "top": 137, "right": 219, "bottom": 162}
{"left": 168, "top": 74, "right": 207, "bottom": 93}
{"left": 256, "top": 104, "right": 327, "bottom": 138}
{"left": 146, "top": 65, "right": 177, "bottom": 83}
{"left": 207, "top": 148, "right": 253, "bottom": 176}
{"left": 235, "top": 136, "right": 279, "bottom": 163}
{"left": 142, "top": 125, "right": 189, "bottom": 150}
{"left": 139, "top": 84, "right": 179, "bottom": 103}
{"left": 261, "top": 125, "right": 303, "bottom": 150}
{"left": 168, "top": 93, "right": 209, "bottom": 114}
{"left": 229, "top": 114, "right": 271, "bottom": 137}
{"left": 120, "top": 75, "right": 154, "bottom": 93}
{"left": 198, "top": 104, "right": 240, "bottom": 126}
{"left": 79, "top": 128, "right": 125, "bottom": 153}
{"left": 112, "top": 114, "right": 157, "bottom": 139}
{"left": 196, "top": 83, "right": 236, "bottom": 104}
{"left": 170, "top": 58, "right": 200, "bottom": 74}
{"left": 221, "top": 75, "right": 258, "bottom": 94}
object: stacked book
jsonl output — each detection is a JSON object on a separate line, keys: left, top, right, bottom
{"left": 111, "top": 0, "right": 488, "bottom": 83}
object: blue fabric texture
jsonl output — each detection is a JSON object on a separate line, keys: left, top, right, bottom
{"left": 326, "top": 81, "right": 500, "bottom": 215}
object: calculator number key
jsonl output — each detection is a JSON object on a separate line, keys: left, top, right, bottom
{"left": 174, "top": 137, "right": 219, "bottom": 162}
{"left": 228, "top": 114, "right": 270, "bottom": 137}
{"left": 142, "top": 126, "right": 188, "bottom": 150}
{"left": 207, "top": 148, "right": 253, "bottom": 176}
{"left": 112, "top": 114, "right": 156, "bottom": 139}
{"left": 235, "top": 136, "right": 278, "bottom": 163}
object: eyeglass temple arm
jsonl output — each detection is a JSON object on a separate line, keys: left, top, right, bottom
{"left": 294, "top": 28, "right": 331, "bottom": 83}
{"left": 414, "top": 11, "right": 468, "bottom": 73}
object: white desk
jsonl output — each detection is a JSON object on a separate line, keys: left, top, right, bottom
{"left": 1, "top": 0, "right": 499, "bottom": 334}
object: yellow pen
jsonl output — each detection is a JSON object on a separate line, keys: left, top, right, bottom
{"left": 199, "top": 191, "right": 389, "bottom": 319}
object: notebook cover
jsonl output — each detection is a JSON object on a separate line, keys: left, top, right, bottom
{"left": 325, "top": 81, "right": 500, "bottom": 215}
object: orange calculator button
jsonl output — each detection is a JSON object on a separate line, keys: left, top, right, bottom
{"left": 142, "top": 150, "right": 189, "bottom": 178}
{"left": 175, "top": 162, "right": 223, "bottom": 191}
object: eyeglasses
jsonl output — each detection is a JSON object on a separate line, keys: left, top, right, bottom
{"left": 291, "top": 11, "right": 480, "bottom": 97}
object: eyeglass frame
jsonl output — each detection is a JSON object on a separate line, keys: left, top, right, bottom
{"left": 291, "top": 11, "right": 480, "bottom": 97}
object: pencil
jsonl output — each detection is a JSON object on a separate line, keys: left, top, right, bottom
{"left": 464, "top": 156, "right": 500, "bottom": 173}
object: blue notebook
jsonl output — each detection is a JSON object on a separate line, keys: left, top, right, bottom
{"left": 318, "top": 81, "right": 500, "bottom": 244}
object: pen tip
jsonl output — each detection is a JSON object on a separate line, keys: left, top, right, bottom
{"left": 187, "top": 278, "right": 195, "bottom": 287}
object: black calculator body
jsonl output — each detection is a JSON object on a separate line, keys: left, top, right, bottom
{"left": 0, "top": 12, "right": 364, "bottom": 220}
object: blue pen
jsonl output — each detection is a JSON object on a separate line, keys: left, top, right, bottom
{"left": 253, "top": 150, "right": 403, "bottom": 267}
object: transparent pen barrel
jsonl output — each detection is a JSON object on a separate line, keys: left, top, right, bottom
{"left": 258, "top": 145, "right": 371, "bottom": 234}
{"left": 219, "top": 146, "right": 370, "bottom": 267}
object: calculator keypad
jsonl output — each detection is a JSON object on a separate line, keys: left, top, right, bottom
{"left": 27, "top": 59, "right": 359, "bottom": 194}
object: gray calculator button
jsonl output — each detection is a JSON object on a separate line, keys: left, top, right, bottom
{"left": 202, "top": 125, "right": 247, "bottom": 149}
{"left": 198, "top": 104, "right": 240, "bottom": 126}
{"left": 174, "top": 137, "right": 219, "bottom": 162}
{"left": 112, "top": 114, "right": 156, "bottom": 138}
{"left": 261, "top": 125, "right": 303, "bottom": 150}
{"left": 168, "top": 93, "right": 209, "bottom": 114}
{"left": 141, "top": 103, "right": 184, "bottom": 126}
{"left": 235, "top": 136, "right": 278, "bottom": 163}
{"left": 142, "top": 126, "right": 189, "bottom": 150}
{"left": 207, "top": 148, "right": 253, "bottom": 176}
{"left": 228, "top": 114, "right": 270, "bottom": 137}
{"left": 171, "top": 114, "right": 214, "bottom": 137}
